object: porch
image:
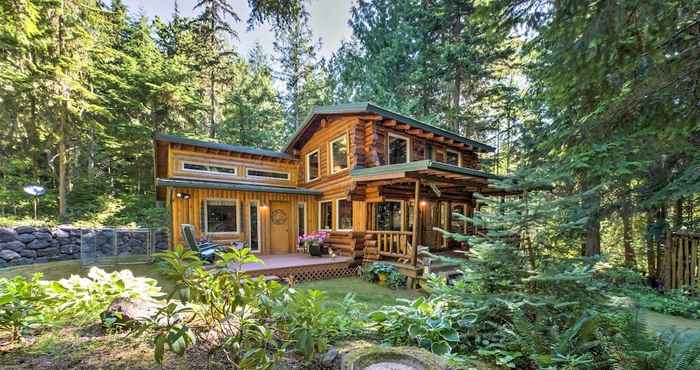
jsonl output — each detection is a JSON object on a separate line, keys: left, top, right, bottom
{"left": 232, "top": 253, "right": 357, "bottom": 282}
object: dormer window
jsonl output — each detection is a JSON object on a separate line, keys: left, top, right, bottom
{"left": 306, "top": 149, "right": 319, "bottom": 182}
{"left": 330, "top": 135, "right": 348, "bottom": 174}
{"left": 388, "top": 133, "right": 410, "bottom": 164}
{"left": 446, "top": 149, "right": 461, "bottom": 166}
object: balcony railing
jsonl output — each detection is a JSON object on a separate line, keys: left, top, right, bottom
{"left": 365, "top": 230, "right": 413, "bottom": 260}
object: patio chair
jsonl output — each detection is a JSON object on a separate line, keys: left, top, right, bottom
{"left": 181, "top": 224, "right": 226, "bottom": 262}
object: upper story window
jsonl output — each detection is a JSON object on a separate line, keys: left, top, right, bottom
{"left": 306, "top": 149, "right": 320, "bottom": 182}
{"left": 246, "top": 168, "right": 290, "bottom": 181}
{"left": 446, "top": 149, "right": 461, "bottom": 166}
{"left": 388, "top": 133, "right": 409, "bottom": 164}
{"left": 183, "top": 162, "right": 237, "bottom": 176}
{"left": 329, "top": 135, "right": 349, "bottom": 174}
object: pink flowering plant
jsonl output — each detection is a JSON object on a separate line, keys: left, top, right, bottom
{"left": 297, "top": 231, "right": 330, "bottom": 246}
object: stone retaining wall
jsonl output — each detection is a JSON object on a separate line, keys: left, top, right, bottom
{"left": 0, "top": 226, "right": 169, "bottom": 268}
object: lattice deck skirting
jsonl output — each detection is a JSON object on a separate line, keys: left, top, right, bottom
{"left": 245, "top": 261, "right": 361, "bottom": 283}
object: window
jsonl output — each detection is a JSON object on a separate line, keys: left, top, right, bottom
{"left": 319, "top": 201, "right": 333, "bottom": 230}
{"left": 446, "top": 150, "right": 461, "bottom": 166}
{"left": 246, "top": 168, "right": 290, "bottom": 181}
{"left": 203, "top": 199, "right": 239, "bottom": 234}
{"left": 183, "top": 162, "right": 237, "bottom": 176}
{"left": 451, "top": 203, "right": 467, "bottom": 234}
{"left": 249, "top": 201, "right": 260, "bottom": 252}
{"left": 306, "top": 150, "right": 320, "bottom": 181}
{"left": 373, "top": 201, "right": 402, "bottom": 231}
{"left": 336, "top": 199, "right": 353, "bottom": 231}
{"left": 388, "top": 133, "right": 409, "bottom": 164}
{"left": 297, "top": 202, "right": 306, "bottom": 239}
{"left": 329, "top": 135, "right": 349, "bottom": 173}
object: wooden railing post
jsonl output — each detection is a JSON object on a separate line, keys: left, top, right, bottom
{"left": 411, "top": 180, "right": 421, "bottom": 267}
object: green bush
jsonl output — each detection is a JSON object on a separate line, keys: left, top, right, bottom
{"left": 363, "top": 262, "right": 407, "bottom": 289}
{"left": 0, "top": 273, "right": 49, "bottom": 341}
{"left": 627, "top": 288, "right": 700, "bottom": 319}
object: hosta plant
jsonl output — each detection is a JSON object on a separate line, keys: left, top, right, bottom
{"left": 0, "top": 273, "right": 49, "bottom": 341}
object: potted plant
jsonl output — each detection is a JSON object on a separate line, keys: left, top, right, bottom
{"left": 297, "top": 231, "right": 330, "bottom": 257}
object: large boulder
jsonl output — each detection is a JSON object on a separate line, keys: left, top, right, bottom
{"left": 101, "top": 297, "right": 170, "bottom": 328}
{"left": 15, "top": 225, "right": 35, "bottom": 234}
{"left": 0, "top": 240, "right": 25, "bottom": 252}
{"left": 0, "top": 249, "right": 21, "bottom": 261}
{"left": 0, "top": 227, "right": 17, "bottom": 242}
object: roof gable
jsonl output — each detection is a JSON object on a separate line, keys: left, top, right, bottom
{"left": 283, "top": 102, "right": 495, "bottom": 153}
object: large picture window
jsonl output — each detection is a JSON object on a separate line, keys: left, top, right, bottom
{"left": 204, "top": 199, "right": 239, "bottom": 234}
{"left": 319, "top": 201, "right": 333, "bottom": 230}
{"left": 373, "top": 201, "right": 402, "bottom": 231}
{"left": 388, "top": 133, "right": 409, "bottom": 164}
{"left": 446, "top": 150, "right": 461, "bottom": 166}
{"left": 336, "top": 199, "right": 353, "bottom": 231}
{"left": 306, "top": 150, "right": 320, "bottom": 181}
{"left": 330, "top": 135, "right": 349, "bottom": 173}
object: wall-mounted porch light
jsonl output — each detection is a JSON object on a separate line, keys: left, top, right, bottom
{"left": 420, "top": 200, "right": 427, "bottom": 207}
{"left": 176, "top": 192, "right": 191, "bottom": 200}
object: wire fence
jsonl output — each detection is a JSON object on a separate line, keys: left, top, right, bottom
{"left": 80, "top": 227, "right": 169, "bottom": 266}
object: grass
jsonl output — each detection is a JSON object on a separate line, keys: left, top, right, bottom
{"left": 297, "top": 277, "right": 424, "bottom": 312}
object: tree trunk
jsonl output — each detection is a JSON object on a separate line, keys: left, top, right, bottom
{"left": 622, "top": 193, "right": 636, "bottom": 267}
{"left": 208, "top": 70, "right": 217, "bottom": 138}
{"left": 646, "top": 211, "right": 656, "bottom": 279}
{"left": 450, "top": 11, "right": 463, "bottom": 133}
{"left": 584, "top": 189, "right": 601, "bottom": 256}
{"left": 673, "top": 197, "right": 683, "bottom": 229}
{"left": 57, "top": 0, "right": 68, "bottom": 222}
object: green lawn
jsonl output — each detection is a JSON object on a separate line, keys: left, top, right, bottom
{"left": 297, "top": 277, "right": 424, "bottom": 312}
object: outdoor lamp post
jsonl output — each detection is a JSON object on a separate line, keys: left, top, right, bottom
{"left": 23, "top": 184, "right": 46, "bottom": 220}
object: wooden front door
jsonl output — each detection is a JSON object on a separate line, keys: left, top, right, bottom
{"left": 270, "top": 201, "right": 291, "bottom": 254}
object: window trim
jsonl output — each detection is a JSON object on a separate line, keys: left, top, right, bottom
{"left": 318, "top": 200, "right": 333, "bottom": 231}
{"left": 451, "top": 202, "right": 468, "bottom": 234}
{"left": 248, "top": 200, "right": 261, "bottom": 253}
{"left": 335, "top": 198, "right": 353, "bottom": 232}
{"left": 203, "top": 198, "right": 241, "bottom": 235}
{"left": 182, "top": 161, "right": 237, "bottom": 176}
{"left": 387, "top": 132, "right": 411, "bottom": 164}
{"left": 297, "top": 201, "right": 307, "bottom": 239}
{"left": 446, "top": 149, "right": 462, "bottom": 167}
{"left": 305, "top": 149, "right": 320, "bottom": 182}
{"left": 371, "top": 199, "right": 403, "bottom": 231}
{"left": 329, "top": 134, "right": 350, "bottom": 174}
{"left": 245, "top": 168, "right": 290, "bottom": 181}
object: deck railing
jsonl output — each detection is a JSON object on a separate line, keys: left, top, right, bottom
{"left": 365, "top": 230, "right": 413, "bottom": 259}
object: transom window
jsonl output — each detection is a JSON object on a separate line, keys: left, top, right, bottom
{"left": 319, "top": 200, "right": 333, "bottom": 230}
{"left": 446, "top": 150, "right": 461, "bottom": 166}
{"left": 183, "top": 162, "right": 237, "bottom": 176}
{"left": 336, "top": 199, "right": 353, "bottom": 231}
{"left": 306, "top": 149, "right": 320, "bottom": 182}
{"left": 203, "top": 199, "right": 239, "bottom": 234}
{"left": 330, "top": 135, "right": 349, "bottom": 174}
{"left": 246, "top": 168, "right": 290, "bottom": 181}
{"left": 388, "top": 133, "right": 409, "bottom": 164}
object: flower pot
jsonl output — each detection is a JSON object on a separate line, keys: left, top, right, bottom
{"left": 377, "top": 272, "right": 389, "bottom": 285}
{"left": 309, "top": 242, "right": 322, "bottom": 257}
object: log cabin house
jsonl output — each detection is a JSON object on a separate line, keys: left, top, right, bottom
{"left": 154, "top": 102, "right": 508, "bottom": 279}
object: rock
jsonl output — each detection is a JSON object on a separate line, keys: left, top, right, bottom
{"left": 101, "top": 297, "right": 166, "bottom": 328}
{"left": 0, "top": 240, "right": 25, "bottom": 252}
{"left": 17, "top": 233, "right": 36, "bottom": 243}
{"left": 320, "top": 348, "right": 339, "bottom": 367}
{"left": 0, "top": 227, "right": 17, "bottom": 242}
{"left": 52, "top": 229, "right": 69, "bottom": 239}
{"left": 34, "top": 257, "right": 48, "bottom": 264}
{"left": 28, "top": 238, "right": 50, "bottom": 249}
{"left": 0, "top": 249, "right": 21, "bottom": 261}
{"left": 60, "top": 244, "right": 79, "bottom": 254}
{"left": 34, "top": 232, "right": 52, "bottom": 240}
{"left": 37, "top": 247, "right": 59, "bottom": 257}
{"left": 10, "top": 257, "right": 32, "bottom": 266}
{"left": 19, "top": 249, "right": 37, "bottom": 258}
{"left": 15, "top": 225, "right": 35, "bottom": 234}
{"left": 0, "top": 260, "right": 7, "bottom": 268}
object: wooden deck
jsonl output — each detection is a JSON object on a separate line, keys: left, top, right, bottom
{"left": 231, "top": 254, "right": 358, "bottom": 282}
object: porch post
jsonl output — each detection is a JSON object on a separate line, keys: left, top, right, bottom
{"left": 411, "top": 180, "right": 421, "bottom": 267}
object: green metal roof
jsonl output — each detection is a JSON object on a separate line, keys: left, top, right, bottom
{"left": 350, "top": 160, "right": 504, "bottom": 180}
{"left": 156, "top": 178, "right": 321, "bottom": 196}
{"left": 155, "top": 134, "right": 295, "bottom": 160}
{"left": 284, "top": 102, "right": 496, "bottom": 153}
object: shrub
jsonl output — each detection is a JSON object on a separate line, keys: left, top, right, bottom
{"left": 0, "top": 273, "right": 49, "bottom": 341}
{"left": 363, "top": 262, "right": 407, "bottom": 289}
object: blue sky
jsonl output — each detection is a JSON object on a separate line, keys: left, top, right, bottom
{"left": 122, "top": 0, "right": 355, "bottom": 60}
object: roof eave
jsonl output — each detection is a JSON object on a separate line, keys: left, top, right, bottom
{"left": 156, "top": 178, "right": 322, "bottom": 196}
